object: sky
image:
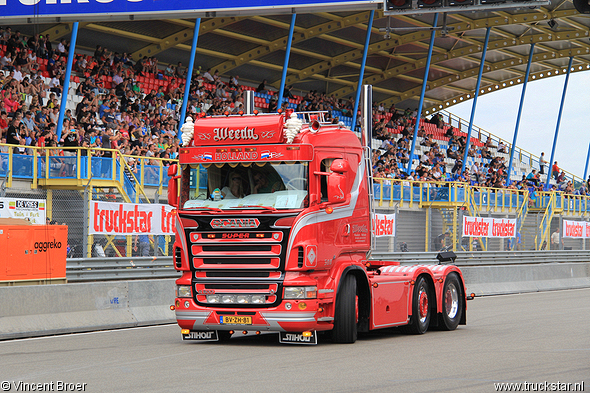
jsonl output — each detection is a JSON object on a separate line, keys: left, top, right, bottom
{"left": 447, "top": 70, "right": 590, "bottom": 180}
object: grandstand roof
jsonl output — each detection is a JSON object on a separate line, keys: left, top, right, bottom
{"left": 9, "top": 0, "right": 589, "bottom": 114}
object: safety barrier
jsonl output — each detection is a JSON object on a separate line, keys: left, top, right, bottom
{"left": 0, "top": 279, "right": 176, "bottom": 340}
{"left": 66, "top": 257, "right": 178, "bottom": 282}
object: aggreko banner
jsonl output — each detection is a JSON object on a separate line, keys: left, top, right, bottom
{"left": 462, "top": 216, "right": 516, "bottom": 238}
{"left": 562, "top": 219, "right": 590, "bottom": 238}
{"left": 90, "top": 201, "right": 175, "bottom": 235}
{"left": 373, "top": 213, "right": 396, "bottom": 237}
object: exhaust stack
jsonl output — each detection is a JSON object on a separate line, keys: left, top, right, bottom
{"left": 360, "top": 85, "right": 375, "bottom": 259}
{"left": 244, "top": 90, "right": 255, "bottom": 114}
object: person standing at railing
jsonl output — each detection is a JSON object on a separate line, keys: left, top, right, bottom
{"left": 552, "top": 161, "right": 560, "bottom": 181}
{"left": 539, "top": 152, "right": 546, "bottom": 175}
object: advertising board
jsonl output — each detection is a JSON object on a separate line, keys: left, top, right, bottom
{"left": 0, "top": 0, "right": 378, "bottom": 23}
{"left": 0, "top": 197, "right": 46, "bottom": 225}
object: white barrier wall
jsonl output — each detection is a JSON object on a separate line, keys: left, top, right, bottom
{"left": 0, "top": 279, "right": 176, "bottom": 340}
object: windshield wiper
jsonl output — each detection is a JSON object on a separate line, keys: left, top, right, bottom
{"left": 186, "top": 206, "right": 223, "bottom": 212}
{"left": 230, "top": 205, "right": 276, "bottom": 211}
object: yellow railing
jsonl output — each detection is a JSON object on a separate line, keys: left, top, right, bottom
{"left": 440, "top": 110, "right": 582, "bottom": 186}
{"left": 1, "top": 143, "right": 176, "bottom": 197}
{"left": 373, "top": 177, "right": 530, "bottom": 213}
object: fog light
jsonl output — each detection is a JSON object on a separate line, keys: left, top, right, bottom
{"left": 237, "top": 295, "right": 250, "bottom": 304}
{"left": 207, "top": 295, "right": 221, "bottom": 303}
{"left": 251, "top": 295, "right": 266, "bottom": 304}
{"left": 285, "top": 302, "right": 292, "bottom": 310}
{"left": 184, "top": 301, "right": 190, "bottom": 308}
{"left": 298, "top": 302, "right": 307, "bottom": 310}
{"left": 222, "top": 295, "right": 236, "bottom": 304}
{"left": 175, "top": 300, "right": 180, "bottom": 308}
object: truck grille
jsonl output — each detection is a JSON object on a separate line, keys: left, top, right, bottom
{"left": 189, "top": 230, "right": 285, "bottom": 269}
{"left": 180, "top": 213, "right": 295, "bottom": 308}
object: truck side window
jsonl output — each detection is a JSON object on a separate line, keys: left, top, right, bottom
{"left": 320, "top": 158, "right": 336, "bottom": 202}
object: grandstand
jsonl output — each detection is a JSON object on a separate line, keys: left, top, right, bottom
{"left": 2, "top": 6, "right": 590, "bottom": 257}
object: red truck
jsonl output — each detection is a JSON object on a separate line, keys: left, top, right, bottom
{"left": 168, "top": 104, "right": 467, "bottom": 344}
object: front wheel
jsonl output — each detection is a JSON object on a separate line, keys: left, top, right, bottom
{"left": 405, "top": 276, "right": 431, "bottom": 335}
{"left": 439, "top": 273, "right": 463, "bottom": 331}
{"left": 332, "top": 274, "right": 357, "bottom": 343}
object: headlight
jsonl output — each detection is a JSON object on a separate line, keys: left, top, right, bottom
{"left": 284, "top": 286, "right": 317, "bottom": 299}
{"left": 177, "top": 285, "right": 192, "bottom": 298}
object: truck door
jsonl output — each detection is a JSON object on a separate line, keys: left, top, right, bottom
{"left": 315, "top": 154, "right": 350, "bottom": 267}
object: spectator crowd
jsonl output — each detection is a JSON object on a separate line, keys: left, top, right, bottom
{"left": 1, "top": 26, "right": 587, "bottom": 199}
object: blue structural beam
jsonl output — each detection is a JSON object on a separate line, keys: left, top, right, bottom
{"left": 277, "top": 14, "right": 297, "bottom": 111}
{"left": 178, "top": 18, "right": 201, "bottom": 140}
{"left": 584, "top": 142, "right": 590, "bottom": 181}
{"left": 351, "top": 10, "right": 375, "bottom": 133}
{"left": 545, "top": 56, "right": 573, "bottom": 190}
{"left": 406, "top": 13, "right": 438, "bottom": 175}
{"left": 56, "top": 22, "right": 79, "bottom": 141}
{"left": 507, "top": 43, "right": 535, "bottom": 185}
{"left": 460, "top": 27, "right": 491, "bottom": 175}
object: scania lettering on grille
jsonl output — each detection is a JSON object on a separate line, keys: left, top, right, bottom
{"left": 210, "top": 218, "right": 260, "bottom": 229}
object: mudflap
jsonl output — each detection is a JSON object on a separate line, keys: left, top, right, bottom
{"left": 182, "top": 330, "right": 219, "bottom": 341}
{"left": 279, "top": 331, "right": 318, "bottom": 345}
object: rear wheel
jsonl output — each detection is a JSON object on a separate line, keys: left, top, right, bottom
{"left": 439, "top": 273, "right": 463, "bottom": 331}
{"left": 405, "top": 276, "right": 431, "bottom": 335}
{"left": 332, "top": 274, "right": 357, "bottom": 343}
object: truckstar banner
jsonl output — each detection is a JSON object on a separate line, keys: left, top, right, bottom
{"left": 562, "top": 219, "right": 590, "bottom": 238}
{"left": 90, "top": 201, "right": 174, "bottom": 236}
{"left": 0, "top": 197, "right": 46, "bottom": 224}
{"left": 462, "top": 216, "right": 516, "bottom": 238}
{"left": 373, "top": 213, "right": 396, "bottom": 237}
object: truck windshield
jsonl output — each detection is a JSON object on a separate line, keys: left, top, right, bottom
{"left": 179, "top": 162, "right": 308, "bottom": 210}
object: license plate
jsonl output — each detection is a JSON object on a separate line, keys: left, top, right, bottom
{"left": 220, "top": 316, "right": 252, "bottom": 325}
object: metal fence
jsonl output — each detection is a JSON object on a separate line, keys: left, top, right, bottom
{"left": 2, "top": 185, "right": 174, "bottom": 258}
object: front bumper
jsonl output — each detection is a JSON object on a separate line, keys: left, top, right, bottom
{"left": 175, "top": 300, "right": 328, "bottom": 332}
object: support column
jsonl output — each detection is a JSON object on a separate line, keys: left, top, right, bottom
{"left": 545, "top": 57, "right": 573, "bottom": 190}
{"left": 178, "top": 18, "right": 201, "bottom": 139}
{"left": 407, "top": 13, "right": 438, "bottom": 175}
{"left": 507, "top": 43, "right": 535, "bottom": 185}
{"left": 56, "top": 22, "right": 79, "bottom": 141}
{"left": 461, "top": 27, "right": 491, "bottom": 174}
{"left": 584, "top": 141, "right": 590, "bottom": 181}
{"left": 277, "top": 14, "right": 297, "bottom": 111}
{"left": 351, "top": 10, "right": 375, "bottom": 133}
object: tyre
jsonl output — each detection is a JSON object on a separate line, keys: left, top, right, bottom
{"left": 439, "top": 273, "right": 463, "bottom": 331}
{"left": 405, "top": 276, "right": 431, "bottom": 335}
{"left": 332, "top": 274, "right": 357, "bottom": 343}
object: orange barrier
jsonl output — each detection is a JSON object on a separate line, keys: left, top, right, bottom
{"left": 0, "top": 219, "right": 68, "bottom": 285}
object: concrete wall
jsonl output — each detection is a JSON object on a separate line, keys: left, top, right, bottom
{"left": 0, "top": 279, "right": 175, "bottom": 340}
{"left": 1, "top": 262, "right": 590, "bottom": 340}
